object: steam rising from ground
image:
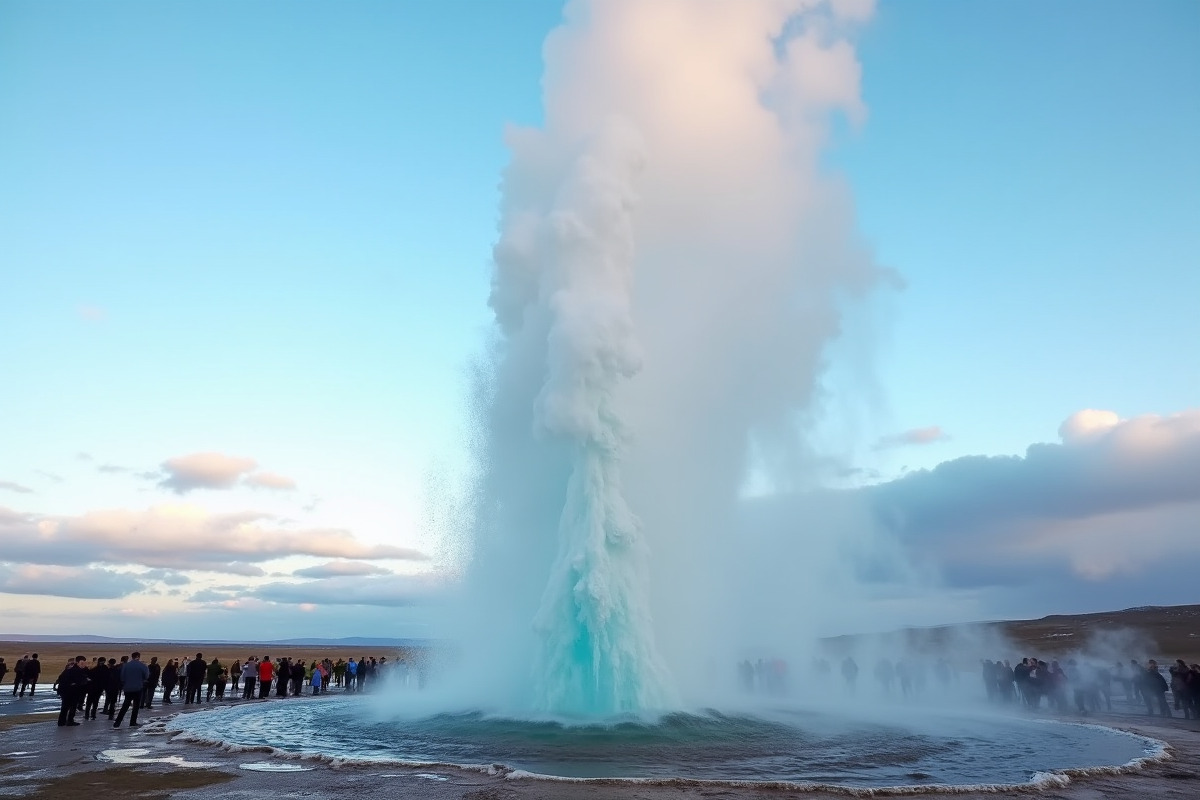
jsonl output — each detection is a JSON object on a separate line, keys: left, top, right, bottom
{"left": 440, "top": 0, "right": 896, "bottom": 715}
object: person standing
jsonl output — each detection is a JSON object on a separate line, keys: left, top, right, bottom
{"left": 84, "top": 658, "right": 108, "bottom": 720}
{"left": 310, "top": 661, "right": 323, "bottom": 695}
{"left": 143, "top": 657, "right": 161, "bottom": 709}
{"left": 51, "top": 658, "right": 71, "bottom": 695}
{"left": 178, "top": 657, "right": 189, "bottom": 701}
{"left": 113, "top": 652, "right": 149, "bottom": 728}
{"left": 103, "top": 658, "right": 121, "bottom": 718}
{"left": 275, "top": 659, "right": 289, "bottom": 697}
{"left": 112, "top": 656, "right": 129, "bottom": 714}
{"left": 257, "top": 656, "right": 273, "bottom": 699}
{"left": 1128, "top": 660, "right": 1145, "bottom": 705}
{"left": 290, "top": 659, "right": 305, "bottom": 696}
{"left": 1188, "top": 664, "right": 1200, "bottom": 720}
{"left": 241, "top": 658, "right": 257, "bottom": 699}
{"left": 18, "top": 653, "right": 41, "bottom": 697}
{"left": 230, "top": 659, "right": 241, "bottom": 695}
{"left": 185, "top": 653, "right": 206, "bottom": 705}
{"left": 333, "top": 659, "right": 345, "bottom": 688}
{"left": 1170, "top": 660, "right": 1189, "bottom": 715}
{"left": 56, "top": 656, "right": 89, "bottom": 727}
{"left": 11, "top": 655, "right": 26, "bottom": 696}
{"left": 840, "top": 656, "right": 858, "bottom": 693}
{"left": 1144, "top": 660, "right": 1172, "bottom": 717}
{"left": 160, "top": 659, "right": 178, "bottom": 704}
{"left": 0, "top": 658, "right": 7, "bottom": 687}
{"left": 206, "top": 658, "right": 222, "bottom": 701}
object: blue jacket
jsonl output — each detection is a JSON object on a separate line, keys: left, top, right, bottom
{"left": 119, "top": 659, "right": 150, "bottom": 691}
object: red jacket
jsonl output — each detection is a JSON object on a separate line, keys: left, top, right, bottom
{"left": 258, "top": 661, "right": 273, "bottom": 682}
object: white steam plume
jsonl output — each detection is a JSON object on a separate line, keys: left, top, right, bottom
{"left": 528, "top": 120, "right": 674, "bottom": 714}
{"left": 447, "top": 0, "right": 890, "bottom": 715}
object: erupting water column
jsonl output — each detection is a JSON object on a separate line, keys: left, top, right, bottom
{"left": 508, "top": 120, "right": 674, "bottom": 716}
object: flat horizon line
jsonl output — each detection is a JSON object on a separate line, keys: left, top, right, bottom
{"left": 0, "top": 634, "right": 436, "bottom": 645}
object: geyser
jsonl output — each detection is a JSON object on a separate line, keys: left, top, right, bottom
{"left": 525, "top": 120, "right": 673, "bottom": 715}
{"left": 449, "top": 0, "right": 889, "bottom": 716}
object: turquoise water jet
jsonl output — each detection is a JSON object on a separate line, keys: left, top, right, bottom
{"left": 522, "top": 122, "right": 673, "bottom": 715}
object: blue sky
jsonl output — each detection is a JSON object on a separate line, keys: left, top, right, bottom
{"left": 0, "top": 0, "right": 1196, "bottom": 638}
{"left": 835, "top": 0, "right": 1199, "bottom": 466}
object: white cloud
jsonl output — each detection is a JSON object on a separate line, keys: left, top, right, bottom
{"left": 154, "top": 452, "right": 299, "bottom": 494}
{"left": 140, "top": 568, "right": 192, "bottom": 586}
{"left": 251, "top": 574, "right": 442, "bottom": 607}
{"left": 201, "top": 562, "right": 266, "bottom": 577}
{"left": 244, "top": 471, "right": 298, "bottom": 491}
{"left": 1058, "top": 408, "right": 1120, "bottom": 443}
{"left": 293, "top": 561, "right": 393, "bottom": 578}
{"left": 0, "top": 564, "right": 145, "bottom": 599}
{"left": 159, "top": 452, "right": 257, "bottom": 492}
{"left": 868, "top": 408, "right": 1200, "bottom": 595}
{"left": 0, "top": 480, "right": 33, "bottom": 494}
{"left": 189, "top": 588, "right": 236, "bottom": 603}
{"left": 0, "top": 503, "right": 427, "bottom": 573}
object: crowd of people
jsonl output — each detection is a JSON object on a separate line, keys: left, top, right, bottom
{"left": 734, "top": 652, "right": 1200, "bottom": 722}
{"left": 0, "top": 650, "right": 421, "bottom": 729}
{"left": 979, "top": 656, "right": 1200, "bottom": 719}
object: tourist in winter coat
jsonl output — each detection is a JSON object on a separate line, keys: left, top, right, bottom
{"left": 160, "top": 660, "right": 178, "bottom": 704}
{"left": 311, "top": 663, "right": 323, "bottom": 695}
{"left": 257, "top": 656, "right": 274, "bottom": 698}
{"left": 241, "top": 659, "right": 258, "bottom": 699}
{"left": 1143, "top": 660, "right": 1171, "bottom": 717}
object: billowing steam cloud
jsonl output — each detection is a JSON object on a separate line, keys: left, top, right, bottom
{"left": 524, "top": 121, "right": 674, "bottom": 714}
{"left": 447, "top": 0, "right": 890, "bottom": 715}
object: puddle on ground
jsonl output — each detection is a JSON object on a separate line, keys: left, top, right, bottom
{"left": 414, "top": 773, "right": 449, "bottom": 781}
{"left": 97, "top": 748, "right": 217, "bottom": 768}
{"left": 238, "top": 761, "right": 314, "bottom": 772}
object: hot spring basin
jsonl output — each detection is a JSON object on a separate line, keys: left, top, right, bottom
{"left": 167, "top": 697, "right": 1162, "bottom": 789}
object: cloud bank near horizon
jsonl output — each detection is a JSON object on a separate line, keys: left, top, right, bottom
{"left": 0, "top": 407, "right": 1195, "bottom": 636}
{"left": 862, "top": 408, "right": 1200, "bottom": 614}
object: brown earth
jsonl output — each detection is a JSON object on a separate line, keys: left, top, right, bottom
{"left": 0, "top": 712, "right": 44, "bottom": 732}
{"left": 2, "top": 765, "right": 234, "bottom": 800}
{"left": 999, "top": 604, "right": 1200, "bottom": 660}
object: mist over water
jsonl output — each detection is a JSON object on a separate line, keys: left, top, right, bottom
{"left": 437, "top": 0, "right": 895, "bottom": 718}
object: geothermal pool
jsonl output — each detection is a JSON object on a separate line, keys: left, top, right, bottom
{"left": 166, "top": 698, "right": 1161, "bottom": 789}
